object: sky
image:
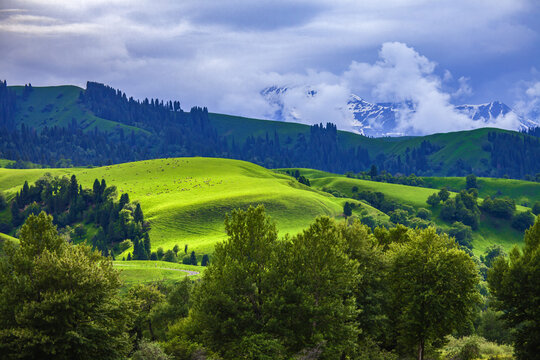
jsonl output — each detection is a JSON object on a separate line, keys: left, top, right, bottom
{"left": 1, "top": 0, "right": 540, "bottom": 134}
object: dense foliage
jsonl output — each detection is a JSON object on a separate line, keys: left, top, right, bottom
{"left": 0, "top": 212, "right": 134, "bottom": 359}
{"left": 8, "top": 175, "right": 150, "bottom": 258}
{"left": 162, "top": 206, "right": 479, "bottom": 360}
{"left": 488, "top": 215, "right": 540, "bottom": 359}
{"left": 2, "top": 205, "right": 538, "bottom": 359}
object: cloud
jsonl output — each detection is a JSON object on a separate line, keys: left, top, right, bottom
{"left": 0, "top": 0, "right": 538, "bottom": 135}
{"left": 262, "top": 42, "right": 522, "bottom": 135}
{"left": 513, "top": 80, "right": 540, "bottom": 124}
{"left": 452, "top": 77, "right": 473, "bottom": 99}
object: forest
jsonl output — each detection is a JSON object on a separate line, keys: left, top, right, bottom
{"left": 0, "top": 206, "right": 538, "bottom": 360}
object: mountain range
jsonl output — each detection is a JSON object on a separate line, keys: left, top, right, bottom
{"left": 262, "top": 87, "right": 539, "bottom": 137}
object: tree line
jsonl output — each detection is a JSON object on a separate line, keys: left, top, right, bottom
{"left": 5, "top": 174, "right": 150, "bottom": 258}
{"left": 3, "top": 80, "right": 540, "bottom": 179}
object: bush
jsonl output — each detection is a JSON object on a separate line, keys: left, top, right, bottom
{"left": 481, "top": 197, "right": 515, "bottom": 219}
{"left": 442, "top": 336, "right": 513, "bottom": 360}
{"left": 511, "top": 211, "right": 535, "bottom": 231}
{"left": 118, "top": 239, "right": 133, "bottom": 253}
{"left": 162, "top": 250, "right": 177, "bottom": 263}
{"left": 416, "top": 208, "right": 431, "bottom": 220}
{"left": 132, "top": 339, "right": 170, "bottom": 360}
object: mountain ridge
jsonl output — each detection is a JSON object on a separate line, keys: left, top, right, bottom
{"left": 261, "top": 86, "right": 539, "bottom": 137}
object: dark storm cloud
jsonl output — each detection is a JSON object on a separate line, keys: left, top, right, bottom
{"left": 1, "top": 0, "right": 539, "bottom": 133}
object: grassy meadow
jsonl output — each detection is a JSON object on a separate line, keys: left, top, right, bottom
{"left": 287, "top": 168, "right": 535, "bottom": 255}
{"left": 113, "top": 260, "right": 202, "bottom": 287}
{"left": 1, "top": 156, "right": 536, "bottom": 273}
{"left": 0, "top": 157, "right": 364, "bottom": 257}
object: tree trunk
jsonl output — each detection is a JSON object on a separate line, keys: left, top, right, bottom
{"left": 417, "top": 339, "right": 424, "bottom": 360}
{"left": 148, "top": 319, "right": 156, "bottom": 340}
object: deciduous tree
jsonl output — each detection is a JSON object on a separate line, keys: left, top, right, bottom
{"left": 0, "top": 212, "right": 133, "bottom": 359}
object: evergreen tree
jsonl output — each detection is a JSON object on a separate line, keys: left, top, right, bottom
{"left": 190, "top": 251, "right": 197, "bottom": 265}
{"left": 201, "top": 254, "right": 209, "bottom": 266}
{"left": 343, "top": 202, "right": 353, "bottom": 218}
{"left": 134, "top": 203, "right": 144, "bottom": 223}
{"left": 69, "top": 174, "right": 78, "bottom": 201}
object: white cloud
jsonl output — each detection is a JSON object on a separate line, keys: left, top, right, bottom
{"left": 513, "top": 80, "right": 540, "bottom": 124}
{"left": 452, "top": 77, "right": 473, "bottom": 99}
{"left": 260, "top": 42, "right": 523, "bottom": 134}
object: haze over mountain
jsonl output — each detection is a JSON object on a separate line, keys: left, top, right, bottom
{"left": 262, "top": 85, "right": 540, "bottom": 136}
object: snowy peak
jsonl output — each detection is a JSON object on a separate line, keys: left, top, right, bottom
{"left": 455, "top": 101, "right": 512, "bottom": 122}
{"left": 261, "top": 86, "right": 538, "bottom": 137}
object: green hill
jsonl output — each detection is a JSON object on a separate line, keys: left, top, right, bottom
{"left": 422, "top": 176, "right": 540, "bottom": 206}
{"left": 0, "top": 158, "right": 387, "bottom": 256}
{"left": 5, "top": 84, "right": 537, "bottom": 178}
{"left": 287, "top": 168, "right": 533, "bottom": 256}
{"left": 11, "top": 85, "right": 144, "bottom": 134}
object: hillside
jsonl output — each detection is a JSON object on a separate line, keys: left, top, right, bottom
{"left": 0, "top": 157, "right": 387, "bottom": 256}
{"left": 1, "top": 82, "right": 539, "bottom": 179}
{"left": 284, "top": 168, "right": 538, "bottom": 256}
{"left": 10, "top": 85, "right": 144, "bottom": 134}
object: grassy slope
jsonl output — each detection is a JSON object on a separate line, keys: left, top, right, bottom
{"left": 113, "top": 261, "right": 202, "bottom": 287}
{"left": 11, "top": 85, "right": 144, "bottom": 134}
{"left": 0, "top": 158, "right": 369, "bottom": 256}
{"left": 0, "top": 159, "right": 15, "bottom": 168}
{"left": 0, "top": 232, "right": 17, "bottom": 243}
{"left": 422, "top": 176, "right": 540, "bottom": 206}
{"left": 294, "top": 169, "right": 527, "bottom": 256}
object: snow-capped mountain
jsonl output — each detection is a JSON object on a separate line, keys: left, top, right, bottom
{"left": 261, "top": 87, "right": 538, "bottom": 137}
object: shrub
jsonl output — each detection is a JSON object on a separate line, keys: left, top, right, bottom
{"left": 511, "top": 211, "right": 535, "bottom": 231}
{"left": 118, "top": 239, "right": 133, "bottom": 253}
{"left": 132, "top": 339, "right": 170, "bottom": 360}
{"left": 416, "top": 208, "right": 431, "bottom": 220}
{"left": 162, "top": 250, "right": 177, "bottom": 263}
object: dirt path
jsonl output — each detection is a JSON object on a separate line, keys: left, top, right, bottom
{"left": 114, "top": 263, "right": 200, "bottom": 276}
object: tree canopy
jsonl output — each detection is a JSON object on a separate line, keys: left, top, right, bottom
{"left": 0, "top": 212, "right": 134, "bottom": 359}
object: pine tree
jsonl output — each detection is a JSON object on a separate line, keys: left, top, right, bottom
{"left": 134, "top": 203, "right": 144, "bottom": 223}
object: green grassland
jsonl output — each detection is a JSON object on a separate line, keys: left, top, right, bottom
{"left": 422, "top": 176, "right": 540, "bottom": 206}
{"left": 0, "top": 159, "right": 15, "bottom": 168}
{"left": 11, "top": 85, "right": 145, "bottom": 134}
{"left": 113, "top": 260, "right": 202, "bottom": 287}
{"left": 0, "top": 232, "right": 17, "bottom": 243}
{"left": 290, "top": 168, "right": 530, "bottom": 256}
{"left": 0, "top": 158, "right": 379, "bottom": 257}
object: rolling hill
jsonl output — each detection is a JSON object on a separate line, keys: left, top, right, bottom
{"left": 0, "top": 157, "right": 387, "bottom": 257}
{"left": 284, "top": 168, "right": 539, "bottom": 256}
